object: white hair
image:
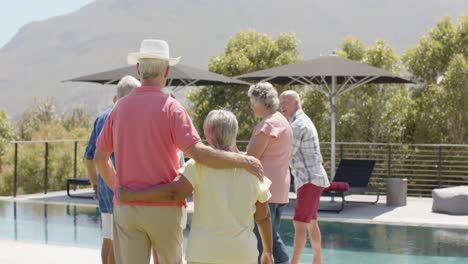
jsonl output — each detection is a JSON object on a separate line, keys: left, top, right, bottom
{"left": 203, "top": 110, "right": 238, "bottom": 151}
{"left": 280, "top": 90, "right": 302, "bottom": 108}
{"left": 138, "top": 58, "right": 169, "bottom": 81}
{"left": 247, "top": 82, "right": 279, "bottom": 110}
{"left": 116, "top": 75, "right": 141, "bottom": 99}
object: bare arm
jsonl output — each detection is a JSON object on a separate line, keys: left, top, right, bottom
{"left": 85, "top": 159, "right": 98, "bottom": 198}
{"left": 95, "top": 149, "right": 116, "bottom": 189}
{"left": 254, "top": 201, "right": 274, "bottom": 263}
{"left": 246, "top": 132, "right": 271, "bottom": 159}
{"left": 184, "top": 142, "right": 264, "bottom": 180}
{"left": 118, "top": 175, "right": 193, "bottom": 202}
{"left": 85, "top": 159, "right": 98, "bottom": 186}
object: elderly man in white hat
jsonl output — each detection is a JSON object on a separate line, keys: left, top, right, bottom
{"left": 94, "top": 39, "right": 265, "bottom": 264}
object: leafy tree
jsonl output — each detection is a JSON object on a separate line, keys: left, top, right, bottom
{"left": 300, "top": 89, "right": 330, "bottom": 142}
{"left": 61, "top": 106, "right": 92, "bottom": 132}
{"left": 413, "top": 54, "right": 467, "bottom": 144}
{"left": 0, "top": 110, "right": 15, "bottom": 173}
{"left": 357, "top": 39, "right": 414, "bottom": 143}
{"left": 337, "top": 35, "right": 366, "bottom": 61}
{"left": 402, "top": 15, "right": 467, "bottom": 143}
{"left": 188, "top": 29, "right": 301, "bottom": 140}
{"left": 403, "top": 16, "right": 462, "bottom": 84}
{"left": 0, "top": 98, "right": 91, "bottom": 195}
{"left": 17, "top": 97, "right": 56, "bottom": 140}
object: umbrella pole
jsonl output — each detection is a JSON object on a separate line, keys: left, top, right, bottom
{"left": 330, "top": 77, "right": 337, "bottom": 182}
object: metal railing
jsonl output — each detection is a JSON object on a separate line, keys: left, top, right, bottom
{"left": 10, "top": 140, "right": 87, "bottom": 197}
{"left": 320, "top": 142, "right": 468, "bottom": 197}
{"left": 230, "top": 141, "right": 468, "bottom": 197}
{"left": 7, "top": 140, "right": 468, "bottom": 197}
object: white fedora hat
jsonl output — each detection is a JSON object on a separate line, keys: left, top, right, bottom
{"left": 127, "top": 39, "right": 181, "bottom": 66}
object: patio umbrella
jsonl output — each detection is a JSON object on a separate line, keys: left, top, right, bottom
{"left": 237, "top": 55, "right": 414, "bottom": 180}
{"left": 64, "top": 64, "right": 249, "bottom": 89}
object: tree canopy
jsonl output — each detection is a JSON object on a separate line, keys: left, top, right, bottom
{"left": 0, "top": 98, "right": 93, "bottom": 195}
{"left": 188, "top": 29, "right": 301, "bottom": 140}
{"left": 403, "top": 16, "right": 467, "bottom": 144}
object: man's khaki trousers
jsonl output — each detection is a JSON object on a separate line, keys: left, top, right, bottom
{"left": 113, "top": 205, "right": 183, "bottom": 264}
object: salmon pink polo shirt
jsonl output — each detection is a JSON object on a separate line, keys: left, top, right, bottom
{"left": 96, "top": 86, "right": 201, "bottom": 206}
{"left": 247, "top": 112, "right": 292, "bottom": 204}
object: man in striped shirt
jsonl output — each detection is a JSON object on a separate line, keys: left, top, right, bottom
{"left": 279, "top": 90, "right": 330, "bottom": 264}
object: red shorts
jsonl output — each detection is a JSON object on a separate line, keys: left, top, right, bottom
{"left": 294, "top": 183, "right": 324, "bottom": 222}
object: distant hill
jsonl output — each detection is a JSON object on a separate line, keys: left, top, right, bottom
{"left": 0, "top": 0, "right": 466, "bottom": 119}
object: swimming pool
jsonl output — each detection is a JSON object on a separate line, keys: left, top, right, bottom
{"left": 1, "top": 200, "right": 467, "bottom": 263}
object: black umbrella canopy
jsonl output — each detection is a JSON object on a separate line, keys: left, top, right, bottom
{"left": 64, "top": 64, "right": 249, "bottom": 87}
{"left": 237, "top": 55, "right": 413, "bottom": 86}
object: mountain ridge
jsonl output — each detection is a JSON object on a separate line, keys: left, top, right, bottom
{"left": 0, "top": 0, "right": 466, "bottom": 119}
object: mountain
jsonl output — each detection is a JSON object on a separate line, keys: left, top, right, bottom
{"left": 0, "top": 0, "right": 466, "bottom": 119}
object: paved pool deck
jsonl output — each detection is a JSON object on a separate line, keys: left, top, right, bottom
{"left": 0, "top": 240, "right": 101, "bottom": 264}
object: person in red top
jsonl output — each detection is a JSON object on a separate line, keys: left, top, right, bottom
{"left": 95, "top": 39, "right": 264, "bottom": 264}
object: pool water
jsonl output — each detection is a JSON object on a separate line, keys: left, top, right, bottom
{"left": 1, "top": 200, "right": 468, "bottom": 263}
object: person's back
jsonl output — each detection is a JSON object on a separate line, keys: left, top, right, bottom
{"left": 107, "top": 87, "right": 198, "bottom": 206}
{"left": 250, "top": 109, "right": 292, "bottom": 204}
{"left": 180, "top": 160, "right": 271, "bottom": 264}
{"left": 247, "top": 82, "right": 292, "bottom": 264}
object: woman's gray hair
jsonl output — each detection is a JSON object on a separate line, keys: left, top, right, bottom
{"left": 138, "top": 58, "right": 169, "bottom": 81}
{"left": 116, "top": 75, "right": 141, "bottom": 99}
{"left": 247, "top": 82, "right": 279, "bottom": 110}
{"left": 203, "top": 110, "right": 238, "bottom": 151}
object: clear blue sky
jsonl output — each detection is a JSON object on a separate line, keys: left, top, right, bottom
{"left": 0, "top": 0, "right": 94, "bottom": 48}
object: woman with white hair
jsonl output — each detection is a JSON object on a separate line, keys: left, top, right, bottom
{"left": 247, "top": 82, "right": 293, "bottom": 264}
{"left": 118, "top": 109, "right": 274, "bottom": 264}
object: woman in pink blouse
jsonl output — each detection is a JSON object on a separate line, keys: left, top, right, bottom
{"left": 247, "top": 82, "right": 293, "bottom": 264}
